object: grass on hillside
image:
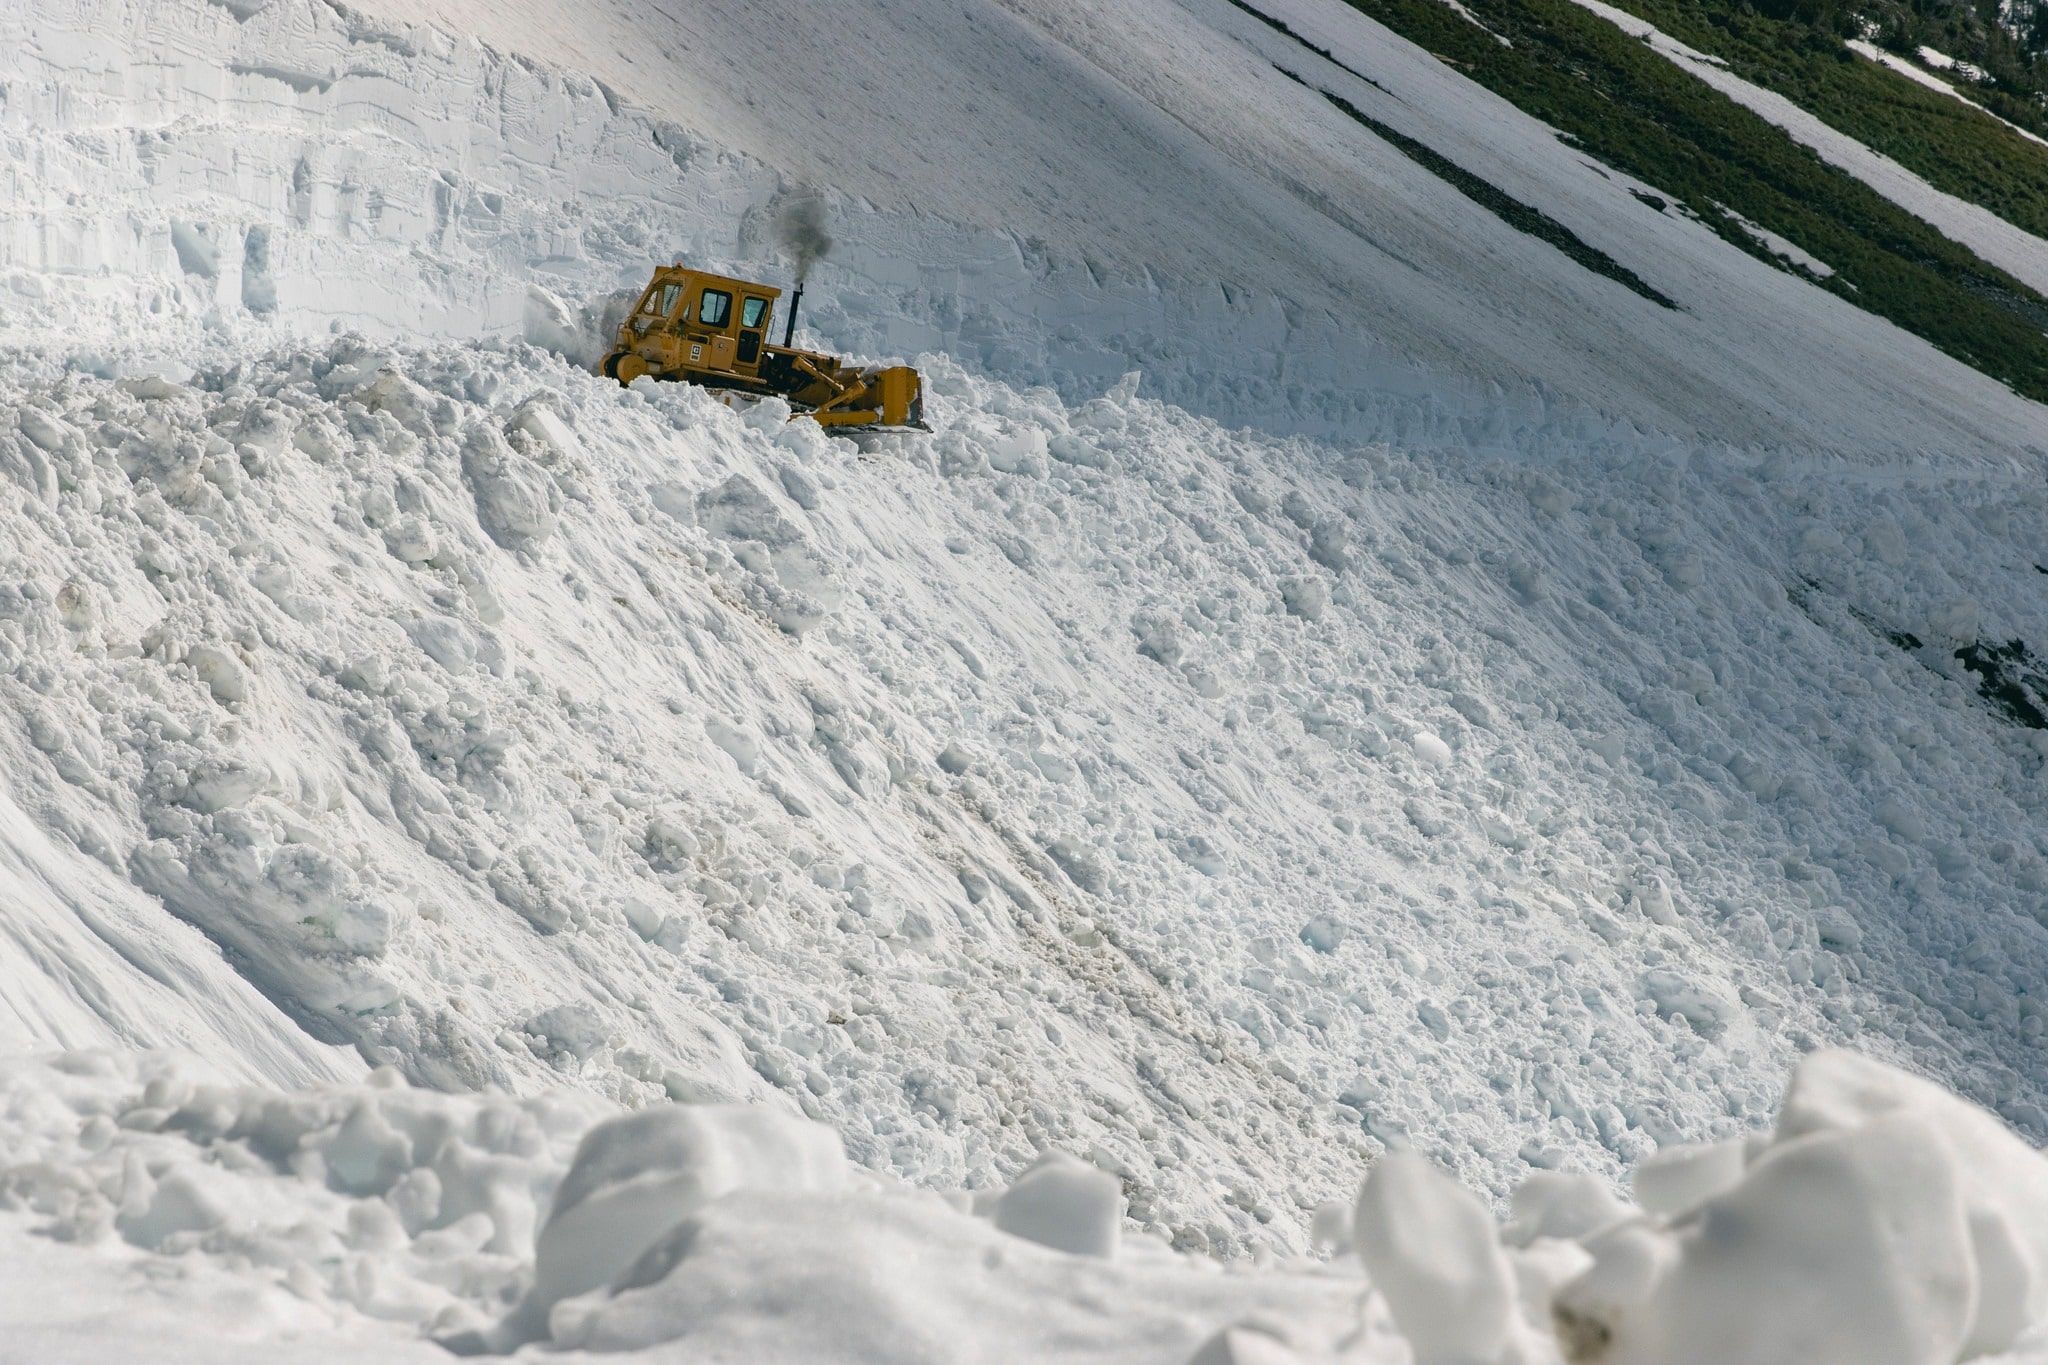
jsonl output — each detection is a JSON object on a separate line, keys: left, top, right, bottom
{"left": 1310, "top": 0, "right": 2048, "bottom": 405}
{"left": 1596, "top": 0, "right": 2048, "bottom": 242}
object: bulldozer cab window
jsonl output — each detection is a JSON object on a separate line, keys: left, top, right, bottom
{"left": 644, "top": 283, "right": 684, "bottom": 318}
{"left": 741, "top": 297, "right": 769, "bottom": 329}
{"left": 699, "top": 289, "right": 732, "bottom": 327}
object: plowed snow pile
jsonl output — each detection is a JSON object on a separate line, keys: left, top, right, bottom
{"left": 8, "top": 1047, "right": 2048, "bottom": 1362}
{"left": 6, "top": 0, "right": 2048, "bottom": 1361}
{"left": 4, "top": 331, "right": 2048, "bottom": 1361}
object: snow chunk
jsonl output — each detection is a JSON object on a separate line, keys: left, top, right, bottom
{"left": 16, "top": 407, "right": 82, "bottom": 456}
{"left": 1354, "top": 1150, "right": 1517, "bottom": 1365}
{"left": 704, "top": 716, "right": 762, "bottom": 776}
{"left": 117, "top": 1164, "right": 238, "bottom": 1249}
{"left": 409, "top": 615, "right": 478, "bottom": 673}
{"left": 1812, "top": 906, "right": 1863, "bottom": 952}
{"left": 513, "top": 400, "right": 587, "bottom": 465}
{"left": 523, "top": 1001, "right": 609, "bottom": 1061}
{"left": 182, "top": 759, "right": 267, "bottom": 814}
{"left": 993, "top": 1151, "right": 1124, "bottom": 1257}
{"left": 1280, "top": 576, "right": 1329, "bottom": 620}
{"left": 499, "top": 1103, "right": 846, "bottom": 1346}
{"left": 324, "top": 1096, "right": 415, "bottom": 1195}
{"left": 1875, "top": 796, "right": 1927, "bottom": 843}
{"left": 1630, "top": 1137, "right": 1747, "bottom": 1219}
{"left": 1637, "top": 969, "right": 1733, "bottom": 1040}
{"left": 1411, "top": 732, "right": 1453, "bottom": 767}
{"left": 1131, "top": 611, "right": 1182, "bottom": 666}
{"left": 988, "top": 427, "right": 1049, "bottom": 476}
{"left": 1502, "top": 1171, "right": 1631, "bottom": 1246}
{"left": 1776, "top": 1049, "right": 2048, "bottom": 1355}
{"left": 1300, "top": 915, "right": 1347, "bottom": 954}
{"left": 1576, "top": 1114, "right": 1975, "bottom": 1365}
{"left": 1633, "top": 873, "right": 1680, "bottom": 927}
{"left": 462, "top": 425, "right": 559, "bottom": 550}
{"left": 184, "top": 642, "right": 249, "bottom": 704}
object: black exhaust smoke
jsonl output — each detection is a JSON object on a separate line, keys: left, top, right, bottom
{"left": 773, "top": 189, "right": 831, "bottom": 350}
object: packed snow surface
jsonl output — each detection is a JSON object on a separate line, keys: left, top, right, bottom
{"left": 4, "top": 0, "right": 2048, "bottom": 1361}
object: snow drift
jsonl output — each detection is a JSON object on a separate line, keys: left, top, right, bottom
{"left": 7, "top": 1046, "right": 2048, "bottom": 1364}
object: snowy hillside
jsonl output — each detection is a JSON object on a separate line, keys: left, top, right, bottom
{"left": 9, "top": 0, "right": 2047, "bottom": 453}
{"left": 5, "top": 0, "right": 2048, "bottom": 1361}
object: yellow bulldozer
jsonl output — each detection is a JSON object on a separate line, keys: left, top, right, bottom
{"left": 601, "top": 266, "right": 925, "bottom": 430}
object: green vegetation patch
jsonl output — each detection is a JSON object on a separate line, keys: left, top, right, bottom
{"left": 1298, "top": 0, "right": 2048, "bottom": 402}
{"left": 1597, "top": 0, "right": 2048, "bottom": 241}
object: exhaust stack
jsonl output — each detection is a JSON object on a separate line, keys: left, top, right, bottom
{"left": 782, "top": 286, "right": 802, "bottom": 349}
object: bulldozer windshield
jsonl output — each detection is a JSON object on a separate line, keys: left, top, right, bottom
{"left": 643, "top": 283, "right": 685, "bottom": 318}
{"left": 741, "top": 297, "right": 769, "bottom": 328}
{"left": 700, "top": 289, "right": 732, "bottom": 327}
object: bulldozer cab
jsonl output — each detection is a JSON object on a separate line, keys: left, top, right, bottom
{"left": 621, "top": 267, "right": 780, "bottom": 378}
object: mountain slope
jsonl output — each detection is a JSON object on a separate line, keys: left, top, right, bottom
{"left": 6, "top": 0, "right": 2048, "bottom": 1359}
{"left": 9, "top": 0, "right": 2045, "bottom": 455}
{"left": 5, "top": 0, "right": 2048, "bottom": 1232}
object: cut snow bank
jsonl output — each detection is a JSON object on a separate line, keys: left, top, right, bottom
{"left": 5, "top": 0, "right": 2048, "bottom": 1354}
{"left": 9, "top": 0, "right": 2048, "bottom": 458}
{"left": 6, "top": 1047, "right": 2048, "bottom": 1364}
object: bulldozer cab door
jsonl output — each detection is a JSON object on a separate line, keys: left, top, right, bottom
{"left": 735, "top": 295, "right": 772, "bottom": 367}
{"left": 690, "top": 287, "right": 775, "bottom": 374}
{"left": 695, "top": 287, "right": 738, "bottom": 371}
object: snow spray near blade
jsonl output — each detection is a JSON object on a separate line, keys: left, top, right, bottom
{"left": 775, "top": 189, "right": 833, "bottom": 347}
